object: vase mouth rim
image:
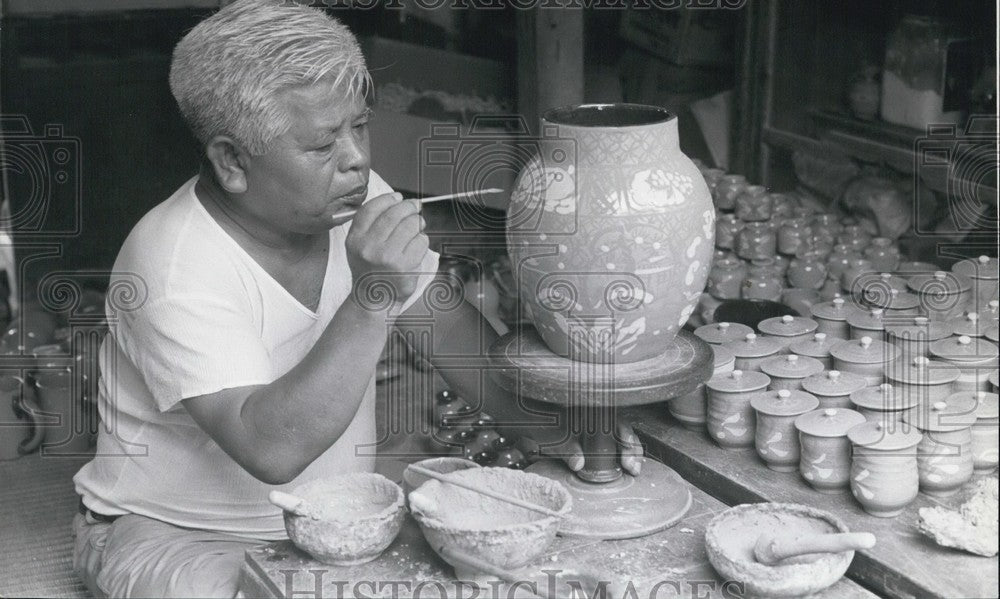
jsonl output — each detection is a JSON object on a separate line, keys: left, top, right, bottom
{"left": 543, "top": 103, "right": 675, "bottom": 128}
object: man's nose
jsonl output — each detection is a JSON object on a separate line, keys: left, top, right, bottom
{"left": 338, "top": 134, "right": 369, "bottom": 173}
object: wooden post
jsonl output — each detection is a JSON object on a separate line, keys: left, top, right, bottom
{"left": 516, "top": 6, "right": 585, "bottom": 135}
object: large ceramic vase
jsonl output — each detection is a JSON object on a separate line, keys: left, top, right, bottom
{"left": 506, "top": 104, "right": 714, "bottom": 363}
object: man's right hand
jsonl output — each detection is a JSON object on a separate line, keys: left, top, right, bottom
{"left": 345, "top": 192, "right": 429, "bottom": 304}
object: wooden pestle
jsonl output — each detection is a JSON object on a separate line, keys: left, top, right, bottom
{"left": 268, "top": 490, "right": 309, "bottom": 518}
{"left": 407, "top": 464, "right": 565, "bottom": 519}
{"left": 754, "top": 531, "right": 877, "bottom": 565}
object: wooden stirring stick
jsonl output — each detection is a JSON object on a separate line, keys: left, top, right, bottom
{"left": 332, "top": 188, "right": 504, "bottom": 221}
{"left": 407, "top": 464, "right": 565, "bottom": 519}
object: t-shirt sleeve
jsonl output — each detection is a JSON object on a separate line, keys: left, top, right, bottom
{"left": 115, "top": 294, "right": 273, "bottom": 412}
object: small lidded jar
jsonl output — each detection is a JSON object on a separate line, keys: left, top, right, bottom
{"left": 847, "top": 420, "right": 922, "bottom": 517}
{"left": 706, "top": 369, "right": 771, "bottom": 450}
{"left": 840, "top": 258, "right": 876, "bottom": 294}
{"left": 713, "top": 174, "right": 747, "bottom": 212}
{"left": 722, "top": 333, "right": 782, "bottom": 373}
{"left": 928, "top": 335, "right": 1000, "bottom": 393}
{"left": 786, "top": 254, "right": 827, "bottom": 290}
{"left": 884, "top": 316, "right": 954, "bottom": 360}
{"left": 668, "top": 345, "right": 736, "bottom": 432}
{"left": 846, "top": 308, "right": 888, "bottom": 342}
{"left": 734, "top": 185, "right": 772, "bottom": 222}
{"left": 706, "top": 258, "right": 748, "bottom": 300}
{"left": 903, "top": 397, "right": 977, "bottom": 497}
{"left": 777, "top": 217, "right": 810, "bottom": 256}
{"left": 830, "top": 335, "right": 900, "bottom": 386}
{"left": 948, "top": 312, "right": 989, "bottom": 338}
{"left": 965, "top": 391, "right": 999, "bottom": 472}
{"left": 850, "top": 383, "right": 918, "bottom": 423}
{"left": 751, "top": 389, "right": 820, "bottom": 472}
{"left": 795, "top": 407, "right": 867, "bottom": 493}
{"left": 802, "top": 369, "right": 867, "bottom": 410}
{"left": 886, "top": 356, "right": 960, "bottom": 411}
{"left": 951, "top": 255, "right": 1000, "bottom": 312}
{"left": 810, "top": 297, "right": 857, "bottom": 339}
{"left": 907, "top": 271, "right": 973, "bottom": 321}
{"left": 714, "top": 213, "right": 743, "bottom": 250}
{"left": 694, "top": 321, "right": 754, "bottom": 346}
{"left": 863, "top": 237, "right": 902, "bottom": 272}
{"left": 736, "top": 221, "right": 778, "bottom": 261}
{"left": 790, "top": 332, "right": 839, "bottom": 370}
{"left": 758, "top": 315, "right": 819, "bottom": 354}
{"left": 760, "top": 354, "right": 825, "bottom": 391}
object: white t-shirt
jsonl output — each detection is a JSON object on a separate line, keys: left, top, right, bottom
{"left": 73, "top": 172, "right": 438, "bottom": 540}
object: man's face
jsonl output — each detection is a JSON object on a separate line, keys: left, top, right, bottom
{"left": 242, "top": 78, "right": 372, "bottom": 234}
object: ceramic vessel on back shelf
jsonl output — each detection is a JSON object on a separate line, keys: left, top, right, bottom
{"left": 850, "top": 383, "right": 918, "bottom": 423}
{"left": 907, "top": 271, "right": 973, "bottom": 321}
{"left": 830, "top": 335, "right": 900, "bottom": 386}
{"left": 928, "top": 335, "right": 1000, "bottom": 393}
{"left": 506, "top": 104, "right": 714, "bottom": 363}
{"left": 951, "top": 255, "right": 1000, "bottom": 312}
{"left": 966, "top": 391, "right": 999, "bottom": 471}
{"left": 802, "top": 369, "right": 867, "bottom": 410}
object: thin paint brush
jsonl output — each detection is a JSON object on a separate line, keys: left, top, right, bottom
{"left": 333, "top": 188, "right": 505, "bottom": 221}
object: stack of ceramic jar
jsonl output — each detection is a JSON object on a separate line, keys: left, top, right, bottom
{"left": 676, "top": 162, "right": 1000, "bottom": 519}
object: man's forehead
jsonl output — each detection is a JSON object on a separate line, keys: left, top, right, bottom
{"left": 281, "top": 81, "right": 368, "bottom": 130}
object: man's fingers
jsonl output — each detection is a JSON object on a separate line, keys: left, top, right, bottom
{"left": 349, "top": 192, "right": 401, "bottom": 232}
{"left": 538, "top": 439, "right": 584, "bottom": 472}
{"left": 618, "top": 423, "right": 643, "bottom": 476}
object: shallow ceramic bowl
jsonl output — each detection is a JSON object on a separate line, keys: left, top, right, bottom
{"left": 402, "top": 457, "right": 481, "bottom": 497}
{"left": 408, "top": 467, "right": 572, "bottom": 582}
{"left": 705, "top": 503, "right": 854, "bottom": 598}
{"left": 284, "top": 473, "right": 405, "bottom": 566}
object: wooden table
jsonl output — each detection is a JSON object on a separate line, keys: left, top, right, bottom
{"left": 629, "top": 405, "right": 999, "bottom": 599}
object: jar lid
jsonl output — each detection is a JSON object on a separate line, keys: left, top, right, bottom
{"left": 847, "top": 420, "right": 923, "bottom": 451}
{"left": 929, "top": 335, "right": 1000, "bottom": 362}
{"left": 712, "top": 345, "right": 736, "bottom": 370}
{"left": 897, "top": 261, "right": 940, "bottom": 277}
{"left": 907, "top": 270, "right": 972, "bottom": 295}
{"left": 722, "top": 333, "right": 782, "bottom": 358}
{"left": 985, "top": 325, "right": 999, "bottom": 343}
{"left": 949, "top": 312, "right": 989, "bottom": 337}
{"left": 795, "top": 407, "right": 867, "bottom": 438}
{"left": 751, "top": 389, "right": 820, "bottom": 416}
{"left": 695, "top": 321, "right": 754, "bottom": 345}
{"left": 952, "top": 255, "right": 1000, "bottom": 280}
{"left": 830, "top": 335, "right": 900, "bottom": 365}
{"left": 810, "top": 297, "right": 856, "bottom": 322}
{"left": 760, "top": 354, "right": 825, "bottom": 379}
{"left": 903, "top": 396, "right": 978, "bottom": 432}
{"left": 962, "top": 391, "right": 999, "bottom": 419}
{"left": 706, "top": 369, "right": 771, "bottom": 393}
{"left": 850, "top": 383, "right": 918, "bottom": 411}
{"left": 758, "top": 315, "right": 819, "bottom": 337}
{"left": 789, "top": 333, "right": 839, "bottom": 358}
{"left": 846, "top": 308, "right": 886, "bottom": 332}
{"left": 884, "top": 316, "right": 954, "bottom": 342}
{"left": 802, "top": 369, "right": 867, "bottom": 397}
{"left": 887, "top": 356, "right": 961, "bottom": 386}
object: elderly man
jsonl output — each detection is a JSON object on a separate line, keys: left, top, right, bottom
{"left": 71, "top": 1, "right": 641, "bottom": 597}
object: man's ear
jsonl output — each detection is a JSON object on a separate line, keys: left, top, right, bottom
{"left": 205, "top": 135, "right": 249, "bottom": 194}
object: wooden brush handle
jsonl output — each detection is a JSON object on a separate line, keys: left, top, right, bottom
{"left": 268, "top": 490, "right": 308, "bottom": 517}
{"left": 770, "top": 532, "right": 876, "bottom": 562}
{"left": 407, "top": 464, "right": 564, "bottom": 519}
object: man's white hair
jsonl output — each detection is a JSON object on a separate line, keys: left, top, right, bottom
{"left": 169, "top": 0, "right": 370, "bottom": 156}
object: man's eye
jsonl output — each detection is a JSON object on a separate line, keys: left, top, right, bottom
{"left": 315, "top": 143, "right": 334, "bottom": 153}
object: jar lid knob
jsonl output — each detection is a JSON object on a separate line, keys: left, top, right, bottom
{"left": 880, "top": 383, "right": 893, "bottom": 391}
{"left": 890, "top": 289, "right": 899, "bottom": 297}
{"left": 990, "top": 300, "right": 999, "bottom": 310}
{"left": 782, "top": 315, "right": 794, "bottom": 324}
{"left": 833, "top": 298, "right": 845, "bottom": 307}
{"left": 915, "top": 316, "right": 928, "bottom": 325}
{"left": 787, "top": 354, "right": 799, "bottom": 362}
{"left": 872, "top": 308, "right": 884, "bottom": 317}
{"left": 932, "top": 401, "right": 947, "bottom": 411}
{"left": 746, "top": 333, "right": 757, "bottom": 342}
{"left": 815, "top": 333, "right": 827, "bottom": 341}
{"left": 861, "top": 336, "right": 873, "bottom": 349}
{"left": 777, "top": 389, "right": 791, "bottom": 398}
{"left": 718, "top": 322, "right": 730, "bottom": 330}
{"left": 829, "top": 370, "right": 841, "bottom": 380}
{"left": 959, "top": 335, "right": 972, "bottom": 345}
{"left": 880, "top": 272, "right": 891, "bottom": 280}
{"left": 914, "top": 356, "right": 929, "bottom": 368}
{"left": 732, "top": 370, "right": 743, "bottom": 379}
{"left": 968, "top": 312, "right": 979, "bottom": 322}
{"left": 979, "top": 255, "right": 990, "bottom": 264}
{"left": 824, "top": 408, "right": 837, "bottom": 417}
{"left": 934, "top": 271, "right": 947, "bottom": 280}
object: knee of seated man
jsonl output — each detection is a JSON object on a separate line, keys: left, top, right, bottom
{"left": 96, "top": 514, "right": 251, "bottom": 598}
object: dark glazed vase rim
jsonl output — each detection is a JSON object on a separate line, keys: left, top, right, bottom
{"left": 543, "top": 103, "right": 675, "bottom": 128}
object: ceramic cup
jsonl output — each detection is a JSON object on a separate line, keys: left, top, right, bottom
{"left": 751, "top": 389, "right": 820, "bottom": 472}
{"left": 795, "top": 408, "right": 867, "bottom": 493}
{"left": 848, "top": 420, "right": 922, "bottom": 517}
{"left": 668, "top": 345, "right": 735, "bottom": 431}
{"left": 904, "top": 398, "right": 976, "bottom": 497}
{"left": 706, "top": 369, "right": 770, "bottom": 450}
